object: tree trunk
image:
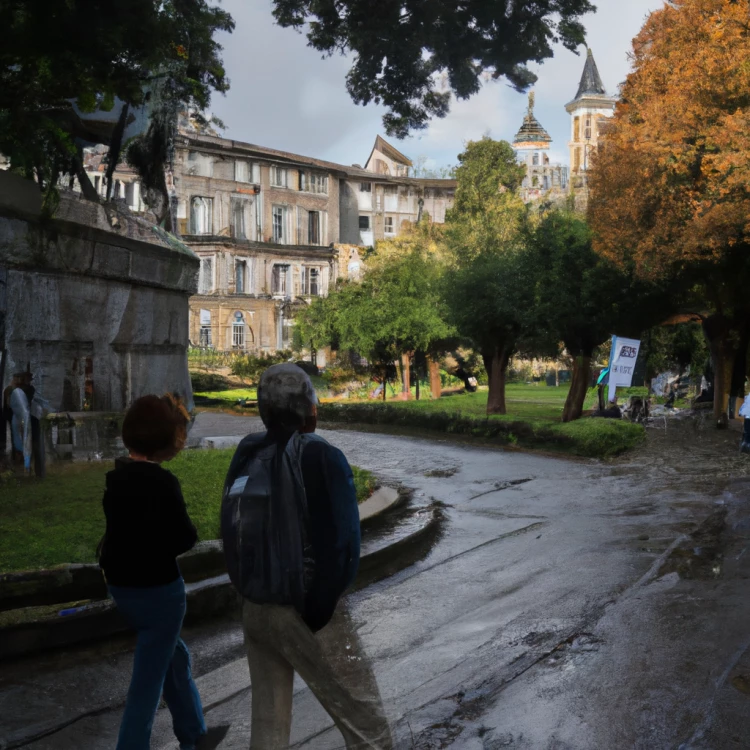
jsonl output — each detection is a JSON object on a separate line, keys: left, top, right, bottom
{"left": 401, "top": 352, "right": 411, "bottom": 399}
{"left": 483, "top": 345, "right": 510, "bottom": 415}
{"left": 562, "top": 354, "right": 592, "bottom": 422}
{"left": 428, "top": 356, "right": 441, "bottom": 400}
{"left": 416, "top": 373, "right": 420, "bottom": 401}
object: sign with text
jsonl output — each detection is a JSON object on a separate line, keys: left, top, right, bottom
{"left": 607, "top": 336, "right": 641, "bottom": 403}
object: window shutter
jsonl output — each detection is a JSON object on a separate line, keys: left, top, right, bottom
{"left": 272, "top": 265, "right": 279, "bottom": 293}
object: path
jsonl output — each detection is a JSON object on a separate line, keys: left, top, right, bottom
{"left": 3, "top": 413, "right": 750, "bottom": 749}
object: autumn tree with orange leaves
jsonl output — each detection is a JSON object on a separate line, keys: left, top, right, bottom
{"left": 589, "top": 0, "right": 750, "bottom": 424}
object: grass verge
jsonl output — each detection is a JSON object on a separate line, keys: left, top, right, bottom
{"left": 0, "top": 450, "right": 376, "bottom": 573}
{"left": 317, "top": 399, "right": 645, "bottom": 460}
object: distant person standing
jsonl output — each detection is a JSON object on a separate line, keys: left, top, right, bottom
{"left": 739, "top": 394, "right": 750, "bottom": 453}
{"left": 99, "top": 394, "right": 208, "bottom": 750}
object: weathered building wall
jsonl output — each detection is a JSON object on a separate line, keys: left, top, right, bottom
{"left": 186, "top": 236, "right": 334, "bottom": 352}
{"left": 0, "top": 172, "right": 198, "bottom": 414}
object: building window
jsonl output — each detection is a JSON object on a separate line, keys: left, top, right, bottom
{"left": 384, "top": 216, "right": 394, "bottom": 234}
{"left": 231, "top": 197, "right": 246, "bottom": 239}
{"left": 308, "top": 211, "right": 321, "bottom": 245}
{"left": 359, "top": 215, "right": 370, "bottom": 230}
{"left": 232, "top": 311, "right": 246, "bottom": 349}
{"left": 199, "top": 309, "right": 212, "bottom": 347}
{"left": 270, "top": 166, "right": 288, "bottom": 188}
{"left": 235, "top": 259, "right": 246, "bottom": 294}
{"left": 574, "top": 116, "right": 580, "bottom": 141}
{"left": 235, "top": 160, "right": 249, "bottom": 182}
{"left": 299, "top": 171, "right": 328, "bottom": 194}
{"left": 573, "top": 148, "right": 581, "bottom": 172}
{"left": 190, "top": 197, "right": 213, "bottom": 235}
{"left": 585, "top": 117, "right": 592, "bottom": 140}
{"left": 272, "top": 206, "right": 287, "bottom": 243}
{"left": 272, "top": 264, "right": 289, "bottom": 296}
{"left": 532, "top": 153, "right": 540, "bottom": 166}
{"left": 308, "top": 268, "right": 320, "bottom": 296}
{"left": 360, "top": 182, "right": 372, "bottom": 193}
{"left": 198, "top": 257, "right": 213, "bottom": 294}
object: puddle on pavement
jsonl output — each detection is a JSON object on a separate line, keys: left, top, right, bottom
{"left": 424, "top": 467, "right": 459, "bottom": 478}
{"left": 659, "top": 507, "right": 727, "bottom": 580}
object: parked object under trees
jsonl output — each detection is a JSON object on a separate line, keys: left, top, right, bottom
{"left": 588, "top": 0, "right": 750, "bottom": 426}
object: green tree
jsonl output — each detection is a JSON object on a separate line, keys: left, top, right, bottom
{"left": 273, "top": 0, "right": 594, "bottom": 137}
{"left": 296, "top": 233, "right": 453, "bottom": 399}
{"left": 0, "top": 0, "right": 233, "bottom": 209}
{"left": 444, "top": 137, "right": 532, "bottom": 415}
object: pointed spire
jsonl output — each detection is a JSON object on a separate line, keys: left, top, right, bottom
{"left": 575, "top": 48, "right": 607, "bottom": 100}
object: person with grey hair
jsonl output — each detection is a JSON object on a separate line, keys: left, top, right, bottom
{"left": 221, "top": 363, "right": 391, "bottom": 749}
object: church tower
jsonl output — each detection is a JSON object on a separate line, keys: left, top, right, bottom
{"left": 565, "top": 49, "right": 617, "bottom": 183}
{"left": 513, "top": 92, "right": 568, "bottom": 202}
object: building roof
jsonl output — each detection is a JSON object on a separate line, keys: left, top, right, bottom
{"left": 513, "top": 92, "right": 552, "bottom": 149}
{"left": 365, "top": 135, "right": 413, "bottom": 170}
{"left": 175, "top": 133, "right": 455, "bottom": 188}
{"left": 574, "top": 49, "right": 607, "bottom": 100}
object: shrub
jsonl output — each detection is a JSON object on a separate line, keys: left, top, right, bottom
{"left": 231, "top": 350, "right": 293, "bottom": 386}
{"left": 316, "top": 403, "right": 644, "bottom": 458}
{"left": 190, "top": 372, "right": 232, "bottom": 393}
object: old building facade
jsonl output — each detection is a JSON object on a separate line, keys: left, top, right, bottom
{"left": 79, "top": 131, "right": 456, "bottom": 355}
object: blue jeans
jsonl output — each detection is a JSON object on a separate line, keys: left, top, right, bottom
{"left": 108, "top": 578, "right": 206, "bottom": 750}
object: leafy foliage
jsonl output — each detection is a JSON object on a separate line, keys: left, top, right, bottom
{"left": 443, "top": 137, "right": 533, "bottom": 413}
{"left": 297, "top": 224, "right": 453, "bottom": 378}
{"left": 0, "top": 0, "right": 233, "bottom": 202}
{"left": 272, "top": 0, "right": 594, "bottom": 138}
{"left": 230, "top": 350, "right": 293, "bottom": 387}
{"left": 587, "top": 0, "right": 750, "bottom": 419}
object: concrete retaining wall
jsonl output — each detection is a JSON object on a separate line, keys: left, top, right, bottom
{"left": 0, "top": 172, "right": 199, "bottom": 418}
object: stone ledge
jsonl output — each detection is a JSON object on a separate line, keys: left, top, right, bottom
{"left": 0, "top": 504, "right": 441, "bottom": 661}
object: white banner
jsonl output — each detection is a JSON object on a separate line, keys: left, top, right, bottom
{"left": 607, "top": 336, "right": 641, "bottom": 403}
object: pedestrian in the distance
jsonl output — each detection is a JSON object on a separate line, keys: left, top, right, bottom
{"left": 222, "top": 363, "right": 392, "bottom": 749}
{"left": 99, "top": 394, "right": 207, "bottom": 750}
{"left": 739, "top": 394, "right": 750, "bottom": 453}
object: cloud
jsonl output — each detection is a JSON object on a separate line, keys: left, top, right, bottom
{"left": 211, "top": 0, "right": 665, "bottom": 170}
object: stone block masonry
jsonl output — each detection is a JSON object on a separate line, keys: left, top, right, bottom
{"left": 0, "top": 171, "right": 199, "bottom": 422}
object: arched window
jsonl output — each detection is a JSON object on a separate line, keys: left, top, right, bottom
{"left": 232, "top": 311, "right": 246, "bottom": 349}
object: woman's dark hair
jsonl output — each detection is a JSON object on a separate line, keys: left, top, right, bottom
{"left": 122, "top": 394, "right": 190, "bottom": 461}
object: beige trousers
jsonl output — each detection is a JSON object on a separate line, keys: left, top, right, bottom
{"left": 242, "top": 599, "right": 392, "bottom": 750}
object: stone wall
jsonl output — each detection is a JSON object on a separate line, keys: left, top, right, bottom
{"left": 0, "top": 172, "right": 199, "bottom": 419}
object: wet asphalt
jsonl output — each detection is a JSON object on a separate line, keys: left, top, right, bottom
{"left": 3, "top": 411, "right": 750, "bottom": 749}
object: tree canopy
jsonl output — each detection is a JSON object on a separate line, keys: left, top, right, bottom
{"left": 0, "top": 0, "right": 233, "bottom": 200}
{"left": 296, "top": 226, "right": 453, "bottom": 392}
{"left": 272, "top": 0, "right": 595, "bottom": 138}
{"left": 588, "top": 0, "right": 750, "bottom": 421}
{"left": 444, "top": 138, "right": 532, "bottom": 415}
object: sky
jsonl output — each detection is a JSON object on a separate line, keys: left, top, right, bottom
{"left": 209, "top": 0, "right": 666, "bottom": 171}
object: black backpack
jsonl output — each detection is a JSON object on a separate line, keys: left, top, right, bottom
{"left": 221, "top": 432, "right": 320, "bottom": 609}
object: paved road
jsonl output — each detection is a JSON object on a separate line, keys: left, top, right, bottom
{"left": 4, "top": 413, "right": 750, "bottom": 749}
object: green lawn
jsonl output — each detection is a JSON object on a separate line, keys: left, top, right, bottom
{"left": 0, "top": 450, "right": 376, "bottom": 573}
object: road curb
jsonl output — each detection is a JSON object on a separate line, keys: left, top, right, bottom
{"left": 0, "top": 500, "right": 440, "bottom": 662}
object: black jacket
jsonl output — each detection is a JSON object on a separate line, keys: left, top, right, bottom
{"left": 100, "top": 458, "right": 198, "bottom": 587}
